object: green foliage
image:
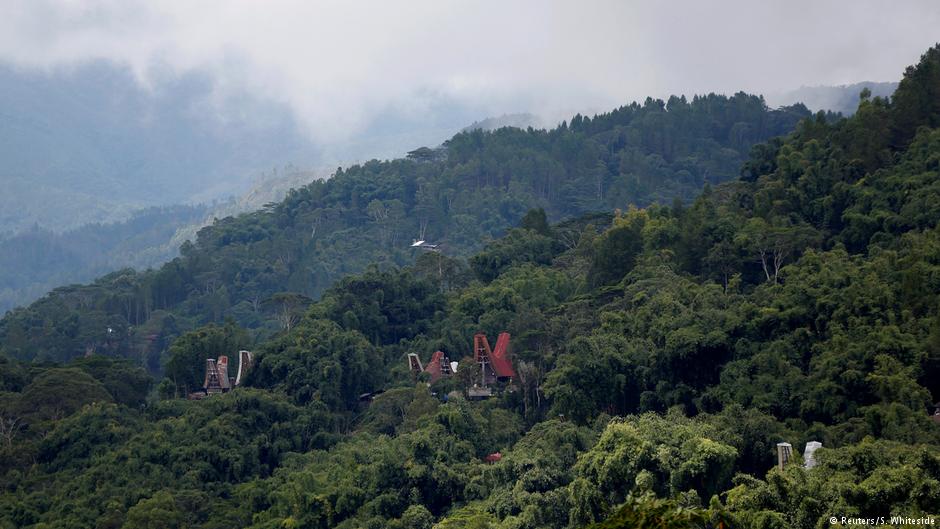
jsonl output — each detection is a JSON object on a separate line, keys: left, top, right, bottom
{"left": 543, "top": 334, "right": 639, "bottom": 422}
{"left": 470, "top": 229, "right": 560, "bottom": 283}
{"left": 0, "top": 205, "right": 208, "bottom": 314}
{"left": 400, "top": 504, "right": 435, "bottom": 529}
{"left": 0, "top": 92, "right": 808, "bottom": 367}
{"left": 122, "top": 489, "right": 196, "bottom": 529}
{"left": 17, "top": 368, "right": 113, "bottom": 424}
{"left": 0, "top": 389, "right": 322, "bottom": 528}
{"left": 575, "top": 412, "right": 737, "bottom": 509}
{"left": 4, "top": 45, "right": 940, "bottom": 529}
{"left": 589, "top": 207, "right": 648, "bottom": 287}
{"left": 520, "top": 208, "right": 552, "bottom": 236}
{"left": 164, "top": 321, "right": 249, "bottom": 396}
{"left": 585, "top": 495, "right": 727, "bottom": 529}
{"left": 248, "top": 317, "right": 381, "bottom": 410}
{"left": 890, "top": 45, "right": 940, "bottom": 149}
{"left": 69, "top": 356, "right": 153, "bottom": 407}
{"left": 725, "top": 439, "right": 940, "bottom": 529}
{"left": 318, "top": 267, "right": 445, "bottom": 345}
{"left": 433, "top": 504, "right": 497, "bottom": 528}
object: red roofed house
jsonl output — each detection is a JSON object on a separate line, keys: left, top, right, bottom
{"left": 203, "top": 355, "right": 232, "bottom": 394}
{"left": 474, "top": 332, "right": 515, "bottom": 386}
{"left": 423, "top": 350, "right": 454, "bottom": 384}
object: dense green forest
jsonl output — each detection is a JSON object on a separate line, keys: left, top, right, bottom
{"left": 2, "top": 46, "right": 940, "bottom": 528}
{"left": 0, "top": 164, "right": 322, "bottom": 314}
{"left": 0, "top": 92, "right": 809, "bottom": 370}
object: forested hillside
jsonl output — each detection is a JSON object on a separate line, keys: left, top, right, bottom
{"left": 1, "top": 45, "right": 939, "bottom": 529}
{"left": 0, "top": 205, "right": 207, "bottom": 314}
{"left": 0, "top": 92, "right": 809, "bottom": 369}
{"left": 0, "top": 165, "right": 326, "bottom": 314}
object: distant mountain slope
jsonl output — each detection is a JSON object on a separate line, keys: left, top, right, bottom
{"left": 769, "top": 81, "right": 897, "bottom": 115}
{"left": 0, "top": 205, "right": 208, "bottom": 314}
{"left": 160, "top": 166, "right": 333, "bottom": 263}
{"left": 461, "top": 113, "right": 544, "bottom": 132}
{"left": 3, "top": 46, "right": 940, "bottom": 529}
{"left": 0, "top": 166, "right": 331, "bottom": 313}
{"left": 0, "top": 92, "right": 810, "bottom": 367}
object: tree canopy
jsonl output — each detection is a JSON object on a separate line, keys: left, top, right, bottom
{"left": 3, "top": 44, "right": 940, "bottom": 529}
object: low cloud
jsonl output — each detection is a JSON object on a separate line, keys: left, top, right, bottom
{"left": 1, "top": 0, "right": 938, "bottom": 144}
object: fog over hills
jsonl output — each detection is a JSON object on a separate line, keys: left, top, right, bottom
{"left": 0, "top": 62, "right": 488, "bottom": 235}
{"left": 0, "top": 64, "right": 909, "bottom": 314}
{"left": 0, "top": 31, "right": 915, "bottom": 315}
{"left": 0, "top": 60, "right": 506, "bottom": 312}
{"left": 0, "top": 62, "right": 315, "bottom": 232}
{"left": 0, "top": 165, "right": 331, "bottom": 313}
{"left": 768, "top": 81, "right": 898, "bottom": 115}
{"left": 2, "top": 3, "right": 940, "bottom": 527}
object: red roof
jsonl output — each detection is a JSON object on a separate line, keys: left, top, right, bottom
{"left": 484, "top": 452, "right": 502, "bottom": 463}
{"left": 424, "top": 350, "right": 447, "bottom": 383}
{"left": 474, "top": 332, "right": 515, "bottom": 379}
{"left": 491, "top": 333, "right": 515, "bottom": 378}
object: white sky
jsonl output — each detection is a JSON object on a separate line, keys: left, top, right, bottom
{"left": 1, "top": 0, "right": 938, "bottom": 143}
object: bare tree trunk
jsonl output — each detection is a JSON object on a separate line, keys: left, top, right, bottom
{"left": 772, "top": 248, "right": 788, "bottom": 284}
{"left": 759, "top": 249, "right": 772, "bottom": 283}
{"left": 0, "top": 415, "right": 21, "bottom": 450}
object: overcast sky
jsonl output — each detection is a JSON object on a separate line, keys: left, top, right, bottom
{"left": 1, "top": 0, "right": 938, "bottom": 144}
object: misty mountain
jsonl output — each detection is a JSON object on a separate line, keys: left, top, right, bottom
{"left": 0, "top": 58, "right": 551, "bottom": 313}
{"left": 0, "top": 92, "right": 811, "bottom": 367}
{"left": 0, "top": 165, "right": 332, "bottom": 313}
{"left": 0, "top": 60, "right": 501, "bottom": 310}
{"left": 0, "top": 205, "right": 208, "bottom": 311}
{"left": 461, "top": 113, "right": 544, "bottom": 132}
{"left": 0, "top": 62, "right": 491, "bottom": 234}
{"left": 769, "top": 81, "right": 898, "bottom": 115}
{"left": 0, "top": 62, "right": 324, "bottom": 233}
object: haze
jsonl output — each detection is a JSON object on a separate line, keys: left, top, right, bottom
{"left": 3, "top": 0, "right": 938, "bottom": 146}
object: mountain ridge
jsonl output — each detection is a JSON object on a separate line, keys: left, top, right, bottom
{"left": 2, "top": 44, "right": 940, "bottom": 529}
{"left": 0, "top": 91, "right": 811, "bottom": 368}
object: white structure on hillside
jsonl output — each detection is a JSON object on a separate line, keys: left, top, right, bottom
{"left": 803, "top": 441, "right": 822, "bottom": 469}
